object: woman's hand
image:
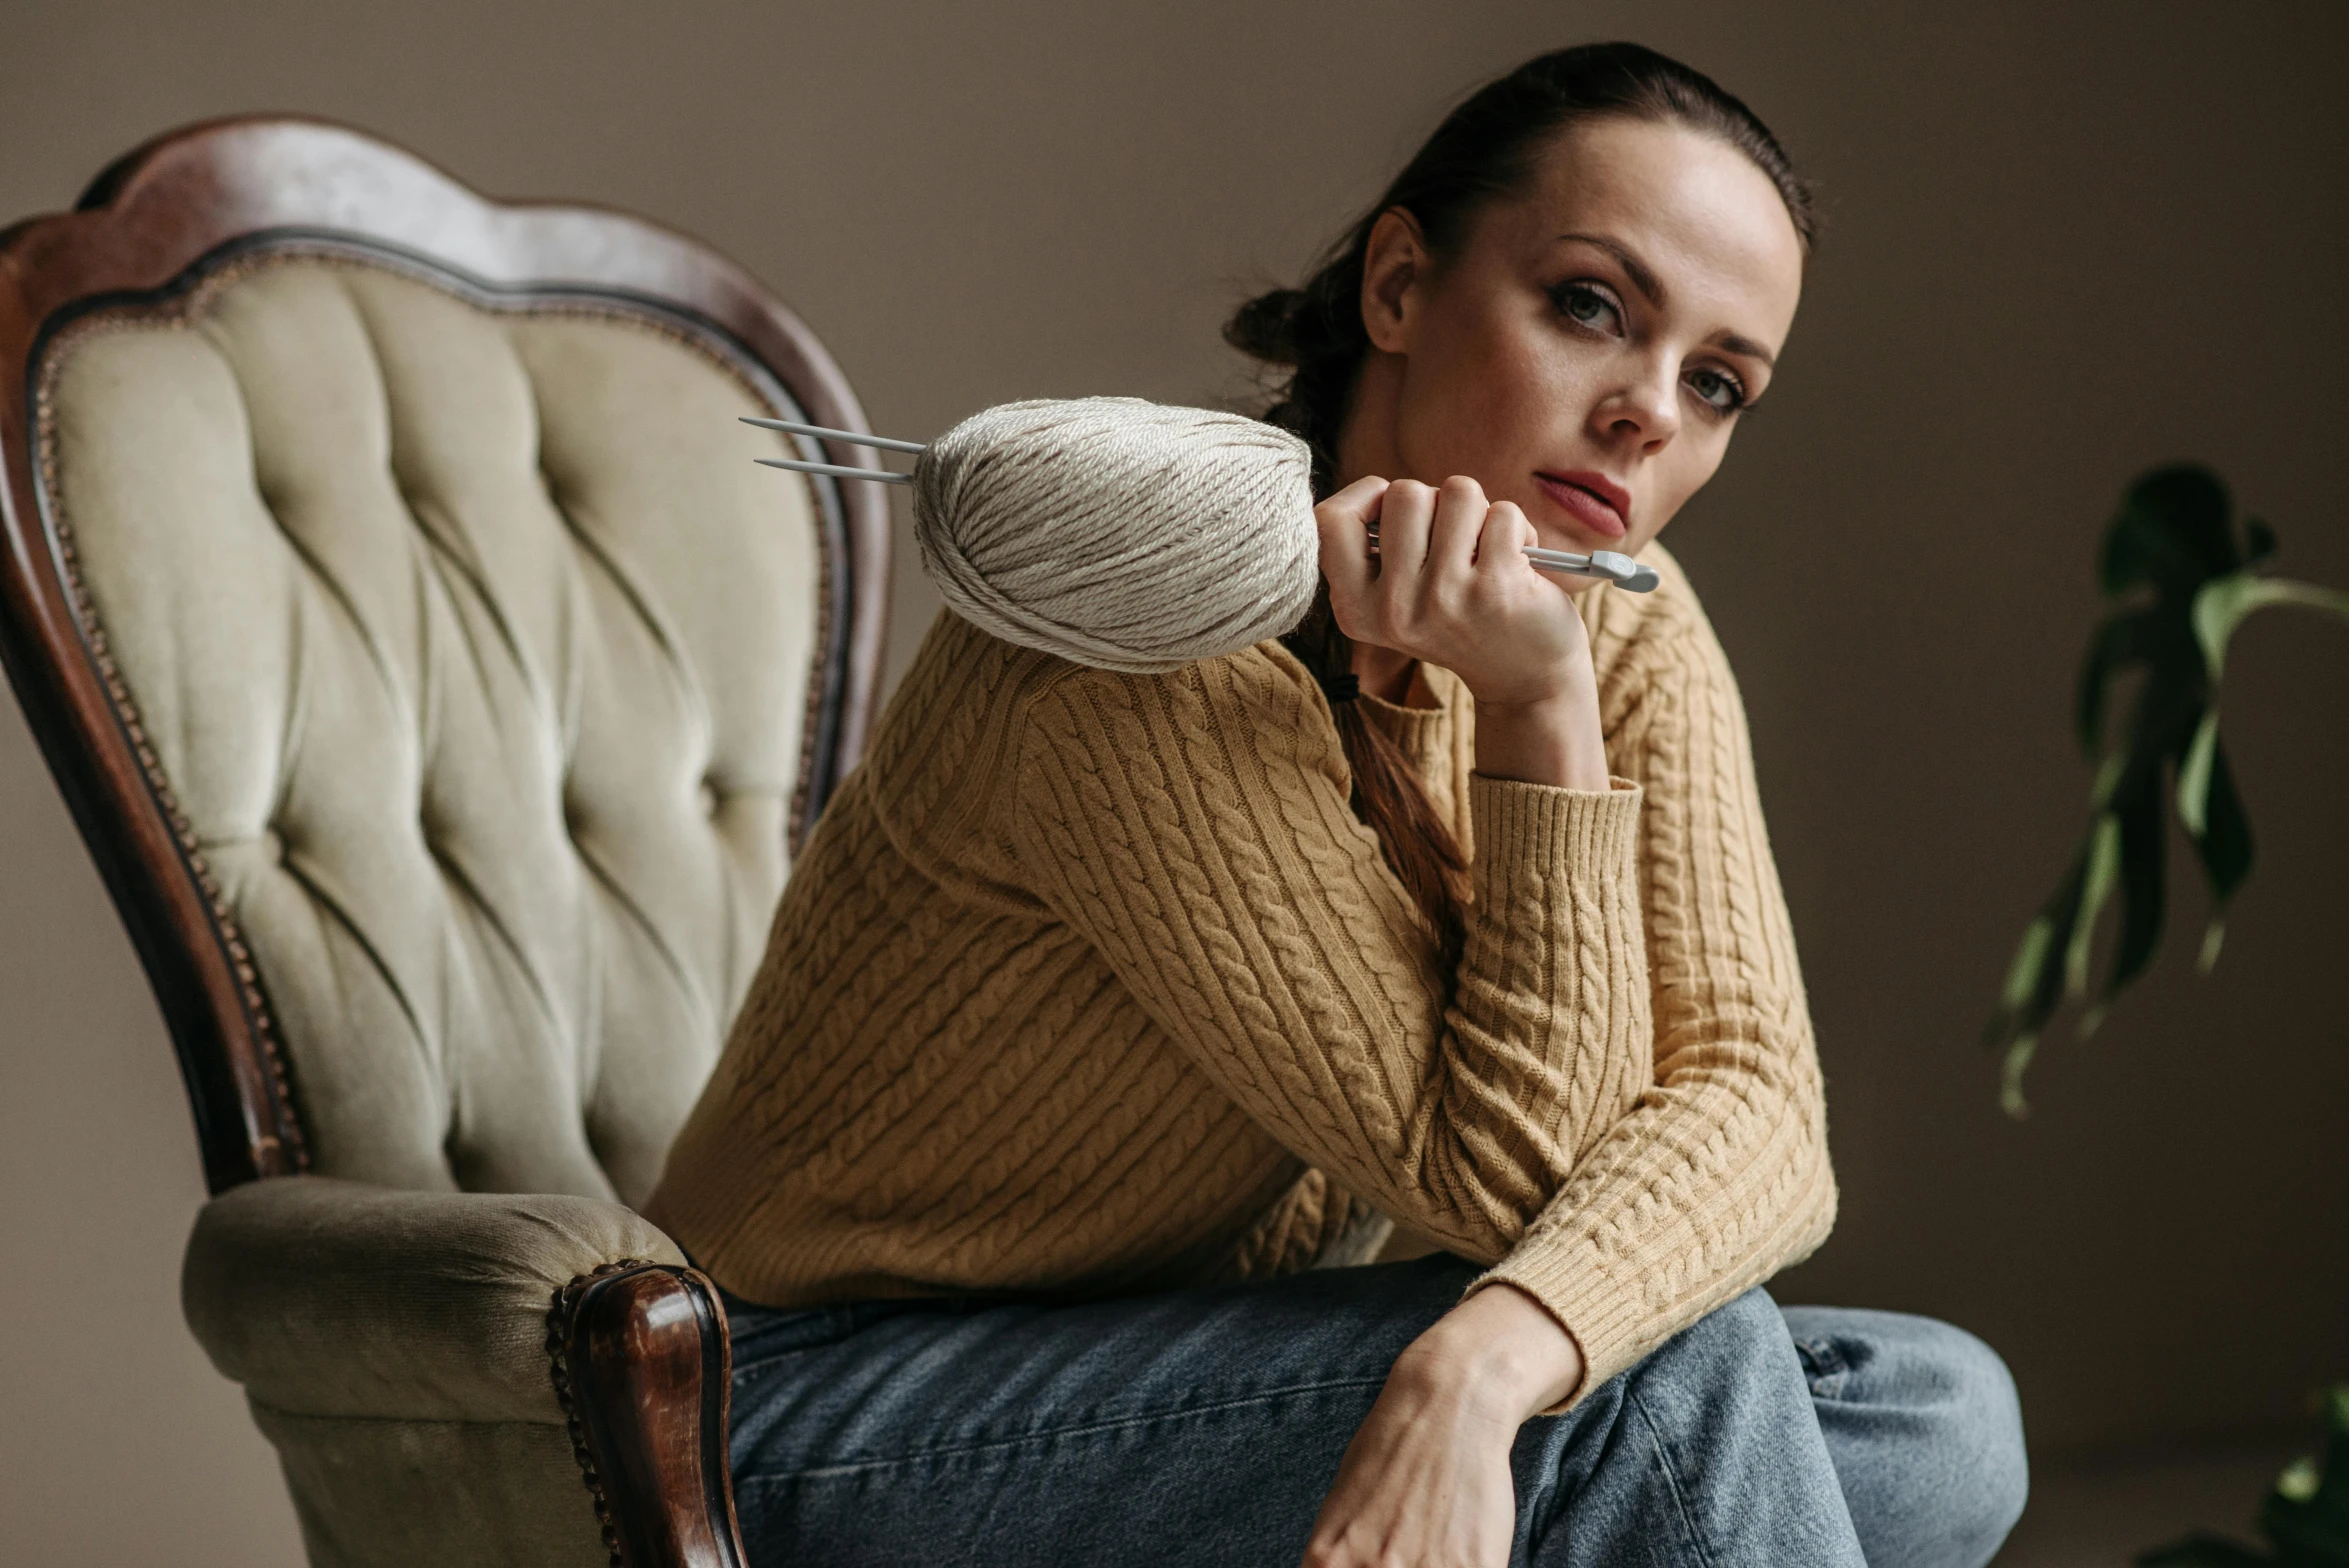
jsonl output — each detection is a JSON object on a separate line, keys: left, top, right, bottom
{"left": 1316, "top": 476, "right": 1610, "bottom": 790}
{"left": 1315, "top": 475, "right": 1583, "bottom": 708}
{"left": 1302, "top": 1284, "right": 1585, "bottom": 1568}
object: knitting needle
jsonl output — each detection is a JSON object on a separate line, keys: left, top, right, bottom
{"left": 739, "top": 415, "right": 929, "bottom": 455}
{"left": 755, "top": 456, "right": 914, "bottom": 485}
{"left": 743, "top": 414, "right": 922, "bottom": 486}
{"left": 742, "top": 429, "right": 1656, "bottom": 589}
{"left": 1367, "top": 525, "right": 1659, "bottom": 592}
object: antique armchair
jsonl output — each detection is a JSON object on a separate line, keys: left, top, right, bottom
{"left": 0, "top": 117, "right": 890, "bottom": 1566}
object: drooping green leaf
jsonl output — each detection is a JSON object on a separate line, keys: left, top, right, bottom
{"left": 2091, "top": 750, "right": 2128, "bottom": 811}
{"left": 1990, "top": 852, "right": 2087, "bottom": 1116}
{"left": 1992, "top": 850, "right": 2084, "bottom": 1034}
{"left": 1998, "top": 1035, "right": 2038, "bottom": 1120}
{"left": 2194, "top": 574, "right": 2349, "bottom": 681}
{"left": 2178, "top": 709, "right": 2222, "bottom": 837}
{"left": 2191, "top": 737, "right": 2256, "bottom": 912}
{"left": 2064, "top": 812, "right": 2123, "bottom": 1000}
{"left": 2095, "top": 767, "right": 2170, "bottom": 1026}
{"left": 1999, "top": 913, "right": 2059, "bottom": 1015}
{"left": 1989, "top": 868, "right": 2081, "bottom": 1114}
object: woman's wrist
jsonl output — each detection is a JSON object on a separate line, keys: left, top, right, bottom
{"left": 1391, "top": 1283, "right": 1586, "bottom": 1426}
{"left": 1349, "top": 641, "right": 1419, "bottom": 705}
{"left": 1471, "top": 683, "right": 1610, "bottom": 791}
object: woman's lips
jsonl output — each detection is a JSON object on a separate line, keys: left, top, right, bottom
{"left": 1535, "top": 471, "right": 1631, "bottom": 539}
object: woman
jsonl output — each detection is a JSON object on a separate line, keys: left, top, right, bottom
{"left": 649, "top": 41, "right": 2028, "bottom": 1568}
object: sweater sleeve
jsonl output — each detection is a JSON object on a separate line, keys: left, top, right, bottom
{"left": 1006, "top": 648, "right": 1652, "bottom": 1280}
{"left": 1470, "top": 570, "right": 1838, "bottom": 1400}
{"left": 1353, "top": 664, "right": 1476, "bottom": 853}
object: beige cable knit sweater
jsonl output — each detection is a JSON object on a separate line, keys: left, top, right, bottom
{"left": 647, "top": 544, "right": 1835, "bottom": 1400}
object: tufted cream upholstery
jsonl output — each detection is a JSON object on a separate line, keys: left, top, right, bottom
{"left": 42, "top": 249, "right": 830, "bottom": 1207}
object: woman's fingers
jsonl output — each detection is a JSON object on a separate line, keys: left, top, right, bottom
{"left": 1314, "top": 476, "right": 1388, "bottom": 582}
{"left": 1318, "top": 478, "right": 1585, "bottom": 711}
{"left": 1324, "top": 476, "right": 1433, "bottom": 648}
{"left": 1422, "top": 476, "right": 1489, "bottom": 591}
{"left": 1471, "top": 499, "right": 1534, "bottom": 585}
{"left": 1374, "top": 478, "right": 1438, "bottom": 580}
{"left": 1302, "top": 1370, "right": 1518, "bottom": 1568}
{"left": 1317, "top": 470, "right": 1598, "bottom": 723}
{"left": 1315, "top": 476, "right": 1389, "bottom": 644}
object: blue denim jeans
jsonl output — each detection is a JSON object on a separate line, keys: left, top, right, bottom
{"left": 724, "top": 1255, "right": 2026, "bottom": 1567}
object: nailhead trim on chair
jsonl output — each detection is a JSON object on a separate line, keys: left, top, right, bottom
{"left": 547, "top": 1257, "right": 660, "bottom": 1568}
{"left": 35, "top": 307, "right": 310, "bottom": 1174}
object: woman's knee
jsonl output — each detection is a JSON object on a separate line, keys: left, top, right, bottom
{"left": 1919, "top": 1320, "right": 2030, "bottom": 1549}
{"left": 1786, "top": 1306, "right": 2029, "bottom": 1568}
{"left": 1526, "top": 1291, "right": 1867, "bottom": 1566}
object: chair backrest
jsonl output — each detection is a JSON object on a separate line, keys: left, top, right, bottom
{"left": 0, "top": 118, "right": 889, "bottom": 1204}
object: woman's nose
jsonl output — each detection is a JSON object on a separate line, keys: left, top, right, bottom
{"left": 1592, "top": 361, "right": 1681, "bottom": 451}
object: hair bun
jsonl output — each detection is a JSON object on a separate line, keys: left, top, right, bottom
{"left": 910, "top": 397, "right": 1319, "bottom": 674}
{"left": 1221, "top": 287, "right": 1310, "bottom": 366}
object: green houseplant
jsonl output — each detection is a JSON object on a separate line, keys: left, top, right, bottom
{"left": 2138, "top": 1388, "right": 2349, "bottom": 1567}
{"left": 1984, "top": 464, "right": 2349, "bottom": 1565}
{"left": 1985, "top": 465, "right": 2349, "bottom": 1113}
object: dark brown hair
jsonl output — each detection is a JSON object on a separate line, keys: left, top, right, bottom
{"left": 1231, "top": 42, "right": 1814, "bottom": 966}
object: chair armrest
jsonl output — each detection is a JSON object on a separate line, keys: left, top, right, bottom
{"left": 185, "top": 1176, "right": 748, "bottom": 1568}
{"left": 554, "top": 1264, "right": 749, "bottom": 1568}
{"left": 182, "top": 1174, "right": 685, "bottom": 1423}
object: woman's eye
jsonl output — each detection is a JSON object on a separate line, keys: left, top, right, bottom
{"left": 1685, "top": 366, "right": 1747, "bottom": 414}
{"left": 1551, "top": 281, "right": 1622, "bottom": 335}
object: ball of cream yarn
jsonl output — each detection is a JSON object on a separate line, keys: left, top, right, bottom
{"left": 910, "top": 397, "right": 1319, "bottom": 673}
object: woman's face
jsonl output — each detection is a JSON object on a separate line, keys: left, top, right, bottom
{"left": 1341, "top": 116, "right": 1806, "bottom": 581}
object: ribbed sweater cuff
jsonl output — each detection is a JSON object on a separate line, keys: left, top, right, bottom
{"left": 1467, "top": 774, "right": 1641, "bottom": 886}
{"left": 1356, "top": 687, "right": 1444, "bottom": 738}
{"left": 1466, "top": 1236, "right": 1653, "bottom": 1411}
{"left": 1355, "top": 689, "right": 1453, "bottom": 777}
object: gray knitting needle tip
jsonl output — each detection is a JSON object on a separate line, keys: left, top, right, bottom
{"left": 755, "top": 456, "right": 913, "bottom": 485}
{"left": 1527, "top": 547, "right": 1657, "bottom": 592}
{"left": 1583, "top": 550, "right": 1661, "bottom": 592}
{"left": 740, "top": 415, "right": 928, "bottom": 455}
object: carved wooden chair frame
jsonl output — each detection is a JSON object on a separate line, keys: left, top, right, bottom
{"left": 0, "top": 116, "right": 893, "bottom": 1567}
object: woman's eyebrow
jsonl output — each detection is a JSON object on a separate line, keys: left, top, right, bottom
{"left": 1714, "top": 332, "right": 1777, "bottom": 370}
{"left": 1556, "top": 231, "right": 1663, "bottom": 304}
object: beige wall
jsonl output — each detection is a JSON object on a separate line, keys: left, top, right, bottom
{"left": 4, "top": 2, "right": 2346, "bottom": 1561}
